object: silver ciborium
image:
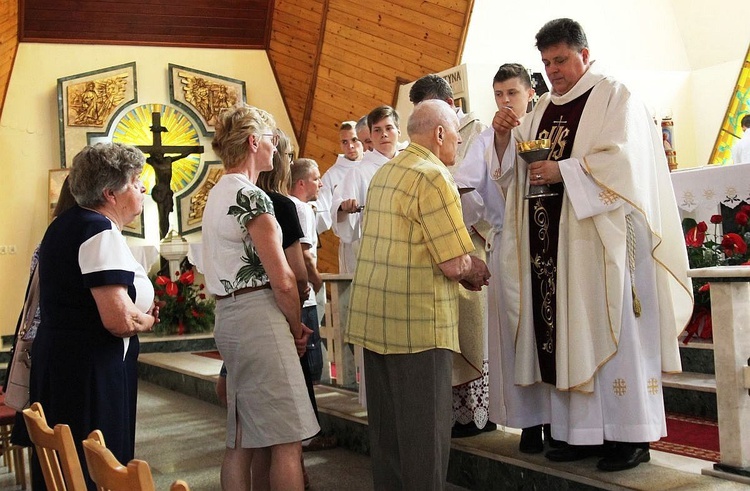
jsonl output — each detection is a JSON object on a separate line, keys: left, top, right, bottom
{"left": 518, "top": 139, "right": 559, "bottom": 200}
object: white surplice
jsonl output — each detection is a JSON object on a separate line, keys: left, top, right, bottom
{"left": 454, "top": 127, "right": 552, "bottom": 429}
{"left": 316, "top": 154, "right": 360, "bottom": 272}
{"left": 330, "top": 149, "right": 392, "bottom": 273}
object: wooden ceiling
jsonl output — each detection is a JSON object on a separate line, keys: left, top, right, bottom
{"left": 19, "top": 0, "right": 273, "bottom": 48}
{"left": 1, "top": 0, "right": 475, "bottom": 272}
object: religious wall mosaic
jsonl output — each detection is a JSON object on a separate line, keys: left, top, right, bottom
{"left": 176, "top": 161, "right": 225, "bottom": 235}
{"left": 57, "top": 62, "right": 137, "bottom": 166}
{"left": 66, "top": 74, "right": 129, "bottom": 127}
{"left": 168, "top": 64, "right": 247, "bottom": 135}
{"left": 56, "top": 62, "right": 247, "bottom": 239}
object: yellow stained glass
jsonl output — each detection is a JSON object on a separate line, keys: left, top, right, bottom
{"left": 112, "top": 103, "right": 201, "bottom": 193}
{"left": 710, "top": 44, "right": 750, "bottom": 165}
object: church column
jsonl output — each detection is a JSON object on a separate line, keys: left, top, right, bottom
{"left": 690, "top": 267, "right": 750, "bottom": 482}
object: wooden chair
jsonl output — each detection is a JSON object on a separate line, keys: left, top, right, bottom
{"left": 82, "top": 430, "right": 190, "bottom": 491}
{"left": 22, "top": 401, "right": 87, "bottom": 491}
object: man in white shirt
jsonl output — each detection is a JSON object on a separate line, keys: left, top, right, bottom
{"left": 289, "top": 158, "right": 325, "bottom": 383}
{"left": 732, "top": 115, "right": 750, "bottom": 164}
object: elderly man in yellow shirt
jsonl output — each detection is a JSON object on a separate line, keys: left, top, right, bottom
{"left": 346, "top": 99, "right": 490, "bottom": 490}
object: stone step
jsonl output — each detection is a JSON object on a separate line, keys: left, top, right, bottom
{"left": 663, "top": 371, "right": 718, "bottom": 420}
{"left": 678, "top": 338, "right": 715, "bottom": 375}
{"left": 137, "top": 352, "right": 750, "bottom": 490}
{"left": 663, "top": 371, "right": 717, "bottom": 393}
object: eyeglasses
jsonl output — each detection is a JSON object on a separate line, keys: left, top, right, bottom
{"left": 260, "top": 133, "right": 280, "bottom": 147}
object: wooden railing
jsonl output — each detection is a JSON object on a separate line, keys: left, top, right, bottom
{"left": 318, "top": 273, "right": 357, "bottom": 388}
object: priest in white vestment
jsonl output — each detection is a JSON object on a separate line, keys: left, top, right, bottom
{"left": 497, "top": 18, "right": 692, "bottom": 472}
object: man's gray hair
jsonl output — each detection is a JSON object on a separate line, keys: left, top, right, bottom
{"left": 407, "top": 99, "right": 456, "bottom": 138}
{"left": 355, "top": 115, "right": 368, "bottom": 134}
{"left": 69, "top": 142, "right": 145, "bottom": 208}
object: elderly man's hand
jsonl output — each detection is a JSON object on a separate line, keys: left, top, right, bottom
{"left": 460, "top": 256, "right": 491, "bottom": 291}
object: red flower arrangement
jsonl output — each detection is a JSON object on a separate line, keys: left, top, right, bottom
{"left": 682, "top": 205, "right": 750, "bottom": 343}
{"left": 152, "top": 269, "right": 215, "bottom": 335}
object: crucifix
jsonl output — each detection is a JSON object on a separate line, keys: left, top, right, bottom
{"left": 137, "top": 111, "right": 204, "bottom": 239}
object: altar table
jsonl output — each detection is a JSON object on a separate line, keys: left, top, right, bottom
{"left": 670, "top": 164, "right": 750, "bottom": 226}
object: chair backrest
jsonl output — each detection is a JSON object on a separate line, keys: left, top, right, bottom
{"left": 169, "top": 480, "right": 191, "bottom": 491}
{"left": 22, "top": 402, "right": 87, "bottom": 491}
{"left": 82, "top": 430, "right": 156, "bottom": 491}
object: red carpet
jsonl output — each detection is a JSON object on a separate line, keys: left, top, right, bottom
{"left": 194, "top": 350, "right": 222, "bottom": 360}
{"left": 190, "top": 352, "right": 721, "bottom": 461}
{"left": 652, "top": 413, "right": 720, "bottom": 462}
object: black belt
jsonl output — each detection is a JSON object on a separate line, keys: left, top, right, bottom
{"left": 215, "top": 283, "right": 270, "bottom": 300}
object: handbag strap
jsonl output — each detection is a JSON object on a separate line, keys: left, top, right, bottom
{"left": 3, "top": 265, "right": 40, "bottom": 392}
{"left": 19, "top": 266, "right": 41, "bottom": 338}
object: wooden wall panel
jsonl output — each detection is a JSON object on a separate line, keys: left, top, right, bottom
{"left": 269, "top": 0, "right": 474, "bottom": 273}
{"left": 267, "top": 0, "right": 326, "bottom": 141}
{"left": 19, "top": 0, "right": 273, "bottom": 48}
{"left": 0, "top": 0, "right": 19, "bottom": 115}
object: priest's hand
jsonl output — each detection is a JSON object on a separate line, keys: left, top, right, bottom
{"left": 528, "top": 160, "right": 562, "bottom": 185}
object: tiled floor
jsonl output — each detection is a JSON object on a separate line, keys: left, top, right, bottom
{"left": 3, "top": 351, "right": 748, "bottom": 490}
{"left": 0, "top": 375, "right": 467, "bottom": 490}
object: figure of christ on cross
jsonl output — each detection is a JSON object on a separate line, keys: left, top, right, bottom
{"left": 137, "top": 111, "right": 204, "bottom": 239}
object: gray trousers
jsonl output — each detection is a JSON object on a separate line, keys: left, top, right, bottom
{"left": 363, "top": 348, "right": 453, "bottom": 491}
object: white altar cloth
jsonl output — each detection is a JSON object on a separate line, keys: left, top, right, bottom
{"left": 187, "top": 243, "right": 204, "bottom": 273}
{"left": 670, "top": 164, "right": 750, "bottom": 224}
{"left": 128, "top": 245, "right": 160, "bottom": 273}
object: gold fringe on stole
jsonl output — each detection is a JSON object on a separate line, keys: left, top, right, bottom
{"left": 625, "top": 214, "right": 642, "bottom": 317}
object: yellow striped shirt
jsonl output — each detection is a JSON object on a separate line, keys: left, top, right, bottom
{"left": 345, "top": 143, "right": 474, "bottom": 354}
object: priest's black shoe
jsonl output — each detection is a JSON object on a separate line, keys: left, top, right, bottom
{"left": 596, "top": 443, "right": 650, "bottom": 472}
{"left": 545, "top": 444, "right": 605, "bottom": 462}
{"left": 543, "top": 424, "right": 566, "bottom": 449}
{"left": 519, "top": 425, "right": 543, "bottom": 454}
{"left": 451, "top": 422, "right": 483, "bottom": 439}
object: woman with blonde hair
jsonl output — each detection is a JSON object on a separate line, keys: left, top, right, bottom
{"left": 203, "top": 104, "right": 318, "bottom": 490}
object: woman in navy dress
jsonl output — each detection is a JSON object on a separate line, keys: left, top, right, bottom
{"left": 30, "top": 143, "right": 159, "bottom": 490}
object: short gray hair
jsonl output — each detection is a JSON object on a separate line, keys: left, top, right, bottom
{"left": 355, "top": 116, "right": 368, "bottom": 134}
{"left": 69, "top": 143, "right": 145, "bottom": 208}
{"left": 407, "top": 99, "right": 456, "bottom": 138}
